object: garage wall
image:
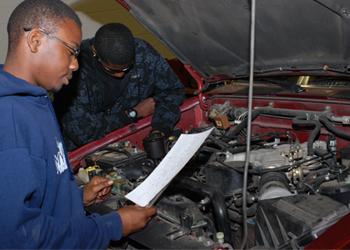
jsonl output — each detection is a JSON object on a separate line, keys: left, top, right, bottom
{"left": 0, "top": 0, "right": 174, "bottom": 63}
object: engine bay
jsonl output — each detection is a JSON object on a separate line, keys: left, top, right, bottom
{"left": 75, "top": 98, "right": 350, "bottom": 249}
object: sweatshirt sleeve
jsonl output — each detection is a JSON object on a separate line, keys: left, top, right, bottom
{"left": 0, "top": 148, "right": 122, "bottom": 249}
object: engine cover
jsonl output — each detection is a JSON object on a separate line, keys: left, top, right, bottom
{"left": 256, "top": 194, "right": 349, "bottom": 248}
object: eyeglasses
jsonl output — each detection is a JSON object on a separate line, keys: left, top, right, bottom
{"left": 23, "top": 28, "right": 80, "bottom": 58}
{"left": 95, "top": 54, "right": 133, "bottom": 75}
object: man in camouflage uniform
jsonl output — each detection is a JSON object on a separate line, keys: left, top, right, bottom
{"left": 55, "top": 23, "right": 185, "bottom": 151}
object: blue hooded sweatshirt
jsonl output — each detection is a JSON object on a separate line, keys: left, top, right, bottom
{"left": 0, "top": 66, "right": 122, "bottom": 249}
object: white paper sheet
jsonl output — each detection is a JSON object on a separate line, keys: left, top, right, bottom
{"left": 125, "top": 127, "right": 214, "bottom": 207}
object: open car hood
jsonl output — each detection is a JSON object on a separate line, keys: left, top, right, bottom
{"left": 67, "top": 2, "right": 350, "bottom": 249}
{"left": 120, "top": 0, "right": 350, "bottom": 78}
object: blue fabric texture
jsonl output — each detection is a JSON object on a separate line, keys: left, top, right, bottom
{"left": 0, "top": 66, "right": 122, "bottom": 249}
{"left": 54, "top": 38, "right": 185, "bottom": 150}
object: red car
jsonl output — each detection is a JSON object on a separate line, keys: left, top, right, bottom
{"left": 70, "top": 0, "right": 350, "bottom": 249}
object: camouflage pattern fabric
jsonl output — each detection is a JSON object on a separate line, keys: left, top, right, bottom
{"left": 54, "top": 38, "right": 185, "bottom": 151}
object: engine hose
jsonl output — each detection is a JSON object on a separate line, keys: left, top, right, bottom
{"left": 218, "top": 161, "right": 261, "bottom": 175}
{"left": 301, "top": 173, "right": 337, "bottom": 193}
{"left": 292, "top": 116, "right": 321, "bottom": 156}
{"left": 207, "top": 135, "right": 232, "bottom": 150}
{"left": 257, "top": 107, "right": 311, "bottom": 117}
{"left": 225, "top": 107, "right": 325, "bottom": 142}
{"left": 220, "top": 153, "right": 333, "bottom": 175}
{"left": 224, "top": 110, "right": 261, "bottom": 140}
{"left": 319, "top": 116, "right": 350, "bottom": 141}
{"left": 201, "top": 146, "right": 221, "bottom": 153}
{"left": 225, "top": 107, "right": 327, "bottom": 144}
{"left": 172, "top": 177, "right": 233, "bottom": 246}
{"left": 227, "top": 145, "right": 249, "bottom": 154}
{"left": 227, "top": 203, "right": 257, "bottom": 223}
{"left": 227, "top": 209, "right": 242, "bottom": 223}
{"left": 203, "top": 216, "right": 217, "bottom": 236}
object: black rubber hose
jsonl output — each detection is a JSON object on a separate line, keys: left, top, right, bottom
{"left": 227, "top": 203, "right": 257, "bottom": 223}
{"left": 257, "top": 108, "right": 311, "bottom": 117}
{"left": 207, "top": 135, "right": 232, "bottom": 150}
{"left": 319, "top": 116, "right": 350, "bottom": 141}
{"left": 225, "top": 107, "right": 320, "bottom": 141}
{"left": 227, "top": 209, "right": 242, "bottom": 223}
{"left": 292, "top": 116, "right": 321, "bottom": 156}
{"left": 224, "top": 110, "right": 261, "bottom": 140}
{"left": 172, "top": 177, "right": 233, "bottom": 246}
{"left": 225, "top": 108, "right": 327, "bottom": 143}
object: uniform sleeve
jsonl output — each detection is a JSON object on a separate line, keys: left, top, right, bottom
{"left": 57, "top": 79, "right": 131, "bottom": 150}
{"left": 0, "top": 148, "right": 122, "bottom": 249}
{"left": 143, "top": 43, "right": 185, "bottom": 136}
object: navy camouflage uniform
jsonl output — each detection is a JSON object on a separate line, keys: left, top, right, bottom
{"left": 54, "top": 38, "right": 185, "bottom": 151}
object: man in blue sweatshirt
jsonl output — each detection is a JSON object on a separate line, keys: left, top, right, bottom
{"left": 0, "top": 0, "right": 156, "bottom": 248}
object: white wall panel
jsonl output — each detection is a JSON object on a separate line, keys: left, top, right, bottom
{"left": 0, "top": 0, "right": 173, "bottom": 63}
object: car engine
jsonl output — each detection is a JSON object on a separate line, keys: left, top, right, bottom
{"left": 77, "top": 103, "right": 350, "bottom": 249}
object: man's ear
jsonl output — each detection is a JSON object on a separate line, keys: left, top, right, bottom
{"left": 26, "top": 29, "right": 43, "bottom": 53}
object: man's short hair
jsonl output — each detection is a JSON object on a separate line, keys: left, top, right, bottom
{"left": 7, "top": 0, "right": 81, "bottom": 53}
{"left": 93, "top": 23, "right": 135, "bottom": 65}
